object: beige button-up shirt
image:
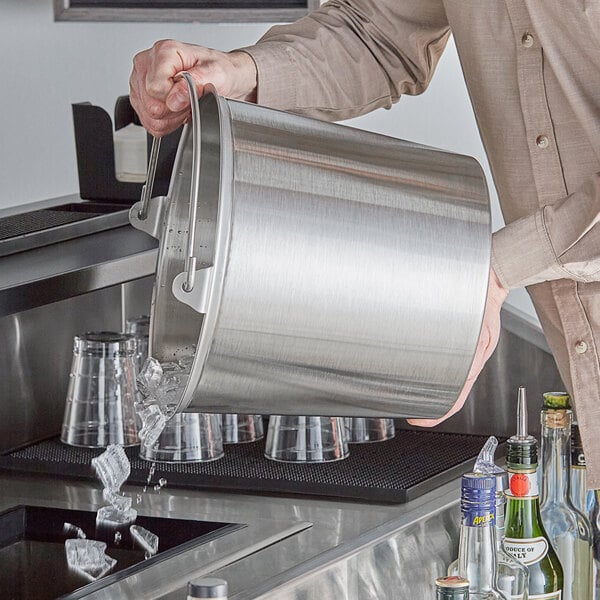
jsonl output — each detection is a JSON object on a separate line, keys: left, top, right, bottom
{"left": 243, "top": 0, "right": 600, "bottom": 487}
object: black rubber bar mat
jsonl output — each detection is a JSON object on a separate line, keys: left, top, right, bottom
{"left": 0, "top": 429, "right": 499, "bottom": 504}
{"left": 0, "top": 210, "right": 100, "bottom": 241}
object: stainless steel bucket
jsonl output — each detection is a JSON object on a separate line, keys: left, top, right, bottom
{"left": 130, "top": 86, "right": 490, "bottom": 419}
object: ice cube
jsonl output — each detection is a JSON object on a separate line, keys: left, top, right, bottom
{"left": 103, "top": 489, "right": 133, "bottom": 512}
{"left": 177, "top": 355, "right": 194, "bottom": 370}
{"left": 137, "top": 404, "right": 167, "bottom": 449}
{"left": 92, "top": 445, "right": 131, "bottom": 492}
{"left": 63, "top": 522, "right": 86, "bottom": 539}
{"left": 96, "top": 505, "right": 137, "bottom": 528}
{"left": 65, "top": 538, "right": 116, "bottom": 581}
{"left": 136, "top": 357, "right": 163, "bottom": 397}
{"left": 160, "top": 361, "right": 182, "bottom": 373}
{"left": 130, "top": 524, "right": 159, "bottom": 557}
{"left": 156, "top": 373, "right": 188, "bottom": 407}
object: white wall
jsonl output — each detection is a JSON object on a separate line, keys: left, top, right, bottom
{"left": 0, "top": 0, "right": 535, "bottom": 319}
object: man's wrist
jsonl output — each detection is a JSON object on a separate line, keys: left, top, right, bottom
{"left": 228, "top": 51, "right": 258, "bottom": 102}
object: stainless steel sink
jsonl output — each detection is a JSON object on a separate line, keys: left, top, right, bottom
{"left": 0, "top": 505, "right": 241, "bottom": 600}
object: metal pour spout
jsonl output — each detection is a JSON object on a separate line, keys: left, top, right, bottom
{"left": 516, "top": 386, "right": 528, "bottom": 440}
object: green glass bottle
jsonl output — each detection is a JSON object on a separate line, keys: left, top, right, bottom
{"left": 503, "top": 387, "right": 564, "bottom": 599}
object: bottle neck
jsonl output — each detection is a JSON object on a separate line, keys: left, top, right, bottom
{"left": 570, "top": 465, "right": 587, "bottom": 513}
{"left": 504, "top": 467, "right": 546, "bottom": 530}
{"left": 540, "top": 413, "right": 571, "bottom": 506}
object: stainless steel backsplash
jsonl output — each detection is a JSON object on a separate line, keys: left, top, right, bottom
{"left": 0, "top": 277, "right": 154, "bottom": 453}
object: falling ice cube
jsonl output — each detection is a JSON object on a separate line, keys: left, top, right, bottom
{"left": 92, "top": 445, "right": 131, "bottom": 492}
{"left": 63, "top": 522, "right": 87, "bottom": 539}
{"left": 65, "top": 538, "right": 116, "bottom": 581}
{"left": 136, "top": 357, "right": 164, "bottom": 398}
{"left": 96, "top": 505, "right": 137, "bottom": 529}
{"left": 130, "top": 524, "right": 159, "bottom": 558}
{"left": 137, "top": 404, "right": 167, "bottom": 449}
{"left": 103, "top": 489, "right": 133, "bottom": 512}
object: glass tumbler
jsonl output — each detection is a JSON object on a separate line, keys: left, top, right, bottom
{"left": 344, "top": 417, "right": 395, "bottom": 443}
{"left": 221, "top": 414, "right": 264, "bottom": 444}
{"left": 264, "top": 416, "right": 349, "bottom": 463}
{"left": 60, "top": 332, "right": 139, "bottom": 448}
{"left": 140, "top": 413, "right": 223, "bottom": 463}
{"left": 125, "top": 315, "right": 150, "bottom": 372}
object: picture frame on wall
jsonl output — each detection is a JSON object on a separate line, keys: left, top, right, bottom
{"left": 54, "top": 0, "right": 320, "bottom": 23}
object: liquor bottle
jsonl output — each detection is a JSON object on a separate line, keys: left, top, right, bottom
{"left": 570, "top": 422, "right": 600, "bottom": 598}
{"left": 539, "top": 392, "right": 593, "bottom": 600}
{"left": 436, "top": 576, "right": 470, "bottom": 599}
{"left": 503, "top": 387, "right": 563, "bottom": 599}
{"left": 449, "top": 469, "right": 528, "bottom": 598}
{"left": 457, "top": 472, "right": 508, "bottom": 599}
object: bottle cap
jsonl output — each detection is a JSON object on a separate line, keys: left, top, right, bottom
{"left": 435, "top": 575, "right": 469, "bottom": 588}
{"left": 541, "top": 408, "right": 571, "bottom": 429}
{"left": 461, "top": 473, "right": 496, "bottom": 507}
{"left": 188, "top": 578, "right": 228, "bottom": 598}
{"left": 542, "top": 391, "right": 571, "bottom": 409}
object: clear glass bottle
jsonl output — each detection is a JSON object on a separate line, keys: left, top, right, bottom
{"left": 503, "top": 387, "right": 563, "bottom": 599}
{"left": 449, "top": 470, "right": 528, "bottom": 599}
{"left": 457, "top": 472, "right": 508, "bottom": 599}
{"left": 539, "top": 393, "right": 593, "bottom": 600}
{"left": 436, "top": 576, "right": 470, "bottom": 599}
{"left": 570, "top": 422, "right": 600, "bottom": 598}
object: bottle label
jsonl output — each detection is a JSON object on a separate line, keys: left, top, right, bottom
{"left": 461, "top": 506, "right": 495, "bottom": 527}
{"left": 571, "top": 448, "right": 586, "bottom": 467}
{"left": 503, "top": 536, "right": 548, "bottom": 565}
{"left": 505, "top": 470, "right": 539, "bottom": 498}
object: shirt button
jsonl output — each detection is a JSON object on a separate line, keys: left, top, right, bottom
{"left": 521, "top": 32, "right": 535, "bottom": 48}
{"left": 575, "top": 341, "right": 588, "bottom": 354}
{"left": 536, "top": 135, "right": 549, "bottom": 149}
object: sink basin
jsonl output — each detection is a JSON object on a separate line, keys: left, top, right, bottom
{"left": 0, "top": 504, "right": 241, "bottom": 600}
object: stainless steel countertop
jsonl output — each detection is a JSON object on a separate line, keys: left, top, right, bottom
{"left": 0, "top": 196, "right": 158, "bottom": 317}
{"left": 0, "top": 471, "right": 460, "bottom": 599}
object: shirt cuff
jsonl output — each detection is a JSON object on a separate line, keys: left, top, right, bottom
{"left": 237, "top": 44, "right": 298, "bottom": 110}
{"left": 491, "top": 208, "right": 566, "bottom": 290}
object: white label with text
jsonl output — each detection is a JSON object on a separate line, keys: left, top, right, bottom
{"left": 503, "top": 536, "right": 548, "bottom": 565}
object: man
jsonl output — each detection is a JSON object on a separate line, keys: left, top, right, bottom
{"left": 129, "top": 1, "right": 600, "bottom": 486}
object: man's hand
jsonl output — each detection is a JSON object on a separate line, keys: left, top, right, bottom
{"left": 408, "top": 267, "right": 508, "bottom": 427}
{"left": 129, "top": 40, "right": 258, "bottom": 137}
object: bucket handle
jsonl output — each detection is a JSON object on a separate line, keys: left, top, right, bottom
{"left": 175, "top": 71, "right": 203, "bottom": 293}
{"left": 137, "top": 71, "right": 202, "bottom": 294}
{"left": 137, "top": 136, "right": 161, "bottom": 221}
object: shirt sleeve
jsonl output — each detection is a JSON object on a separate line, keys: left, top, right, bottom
{"left": 239, "top": 0, "right": 451, "bottom": 122}
{"left": 492, "top": 172, "right": 600, "bottom": 289}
